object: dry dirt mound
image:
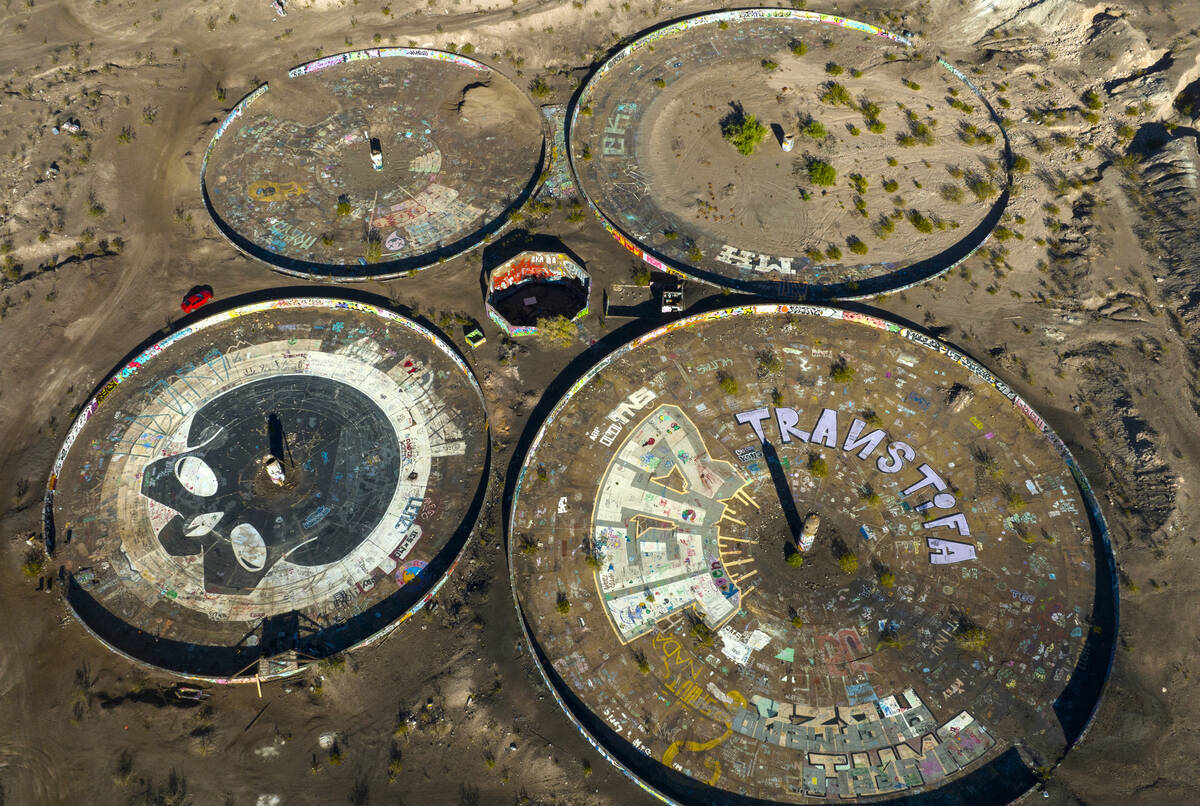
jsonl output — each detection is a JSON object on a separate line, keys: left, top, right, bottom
{"left": 455, "top": 81, "right": 530, "bottom": 129}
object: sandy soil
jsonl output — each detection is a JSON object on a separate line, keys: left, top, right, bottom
{"left": 0, "top": 1, "right": 1199, "bottom": 805}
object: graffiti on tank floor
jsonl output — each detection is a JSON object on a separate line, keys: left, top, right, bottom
{"left": 602, "top": 104, "right": 637, "bottom": 157}
{"left": 715, "top": 245, "right": 795, "bottom": 275}
{"left": 247, "top": 179, "right": 307, "bottom": 203}
{"left": 734, "top": 405, "right": 978, "bottom": 564}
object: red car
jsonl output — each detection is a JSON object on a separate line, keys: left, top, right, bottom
{"left": 181, "top": 286, "right": 213, "bottom": 313}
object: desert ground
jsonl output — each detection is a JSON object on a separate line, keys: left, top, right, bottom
{"left": 1, "top": 1, "right": 1199, "bottom": 805}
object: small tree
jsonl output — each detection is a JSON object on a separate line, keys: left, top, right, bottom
{"left": 879, "top": 571, "right": 896, "bottom": 588}
{"left": 803, "top": 119, "right": 826, "bottom": 139}
{"left": 838, "top": 552, "right": 858, "bottom": 573}
{"left": 717, "top": 372, "right": 739, "bottom": 394}
{"left": 720, "top": 109, "right": 767, "bottom": 156}
{"left": 535, "top": 315, "right": 576, "bottom": 348}
{"left": 955, "top": 626, "right": 990, "bottom": 652}
{"left": 830, "top": 359, "right": 854, "bottom": 383}
{"left": 807, "top": 455, "right": 828, "bottom": 478}
{"left": 20, "top": 547, "right": 45, "bottom": 578}
{"left": 807, "top": 158, "right": 836, "bottom": 186}
{"left": 529, "top": 77, "right": 551, "bottom": 98}
{"left": 556, "top": 593, "right": 571, "bottom": 615}
{"left": 786, "top": 551, "right": 804, "bottom": 568}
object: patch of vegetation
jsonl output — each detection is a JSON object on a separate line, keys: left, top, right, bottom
{"left": 838, "top": 552, "right": 858, "bottom": 573}
{"left": 790, "top": 40, "right": 808, "bottom": 56}
{"left": 556, "top": 593, "right": 571, "bottom": 615}
{"left": 536, "top": 315, "right": 577, "bottom": 348}
{"left": 686, "top": 246, "right": 703, "bottom": 262}
{"left": 720, "top": 107, "right": 767, "bottom": 156}
{"left": 939, "top": 183, "right": 964, "bottom": 203}
{"left": 21, "top": 547, "right": 45, "bottom": 578}
{"left": 907, "top": 210, "right": 934, "bottom": 233}
{"left": 761, "top": 59, "right": 779, "bottom": 72}
{"left": 806, "top": 157, "right": 836, "bottom": 186}
{"left": 882, "top": 178, "right": 899, "bottom": 193}
{"left": 757, "top": 350, "right": 783, "bottom": 375}
{"left": 879, "top": 571, "right": 896, "bottom": 588}
{"left": 803, "top": 119, "right": 826, "bottom": 139}
{"left": 1082, "top": 89, "right": 1103, "bottom": 110}
{"left": 818, "top": 81, "right": 851, "bottom": 106}
{"left": 717, "top": 371, "right": 739, "bottom": 395}
{"left": 786, "top": 550, "right": 804, "bottom": 568}
{"left": 807, "top": 454, "right": 828, "bottom": 478}
{"left": 955, "top": 623, "right": 990, "bottom": 652}
{"left": 966, "top": 175, "right": 999, "bottom": 201}
{"left": 847, "top": 236, "right": 868, "bottom": 255}
{"left": 830, "top": 359, "right": 854, "bottom": 383}
{"left": 825, "top": 62, "right": 843, "bottom": 75}
{"left": 529, "top": 76, "right": 551, "bottom": 98}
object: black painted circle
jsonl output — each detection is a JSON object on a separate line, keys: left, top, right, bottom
{"left": 140, "top": 376, "right": 401, "bottom": 596}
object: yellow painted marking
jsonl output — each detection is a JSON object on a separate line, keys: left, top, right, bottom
{"left": 650, "top": 463, "right": 689, "bottom": 494}
{"left": 724, "top": 558, "right": 754, "bottom": 567}
{"left": 719, "top": 535, "right": 757, "bottom": 544}
{"left": 741, "top": 585, "right": 758, "bottom": 600}
{"left": 733, "top": 569, "right": 758, "bottom": 584}
{"left": 247, "top": 179, "right": 306, "bottom": 203}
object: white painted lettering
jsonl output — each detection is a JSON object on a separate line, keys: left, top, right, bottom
{"left": 841, "top": 418, "right": 886, "bottom": 460}
{"left": 923, "top": 512, "right": 970, "bottom": 536}
{"left": 877, "top": 441, "right": 916, "bottom": 474}
{"left": 735, "top": 407, "right": 771, "bottom": 443}
{"left": 774, "top": 407, "right": 810, "bottom": 443}
{"left": 902, "top": 463, "right": 948, "bottom": 497}
{"left": 809, "top": 408, "right": 840, "bottom": 448}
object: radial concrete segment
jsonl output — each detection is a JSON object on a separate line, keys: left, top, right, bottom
{"left": 201, "top": 49, "right": 545, "bottom": 280}
{"left": 508, "top": 304, "right": 1116, "bottom": 804}
{"left": 46, "top": 299, "right": 491, "bottom": 682}
{"left": 567, "top": 10, "right": 1014, "bottom": 300}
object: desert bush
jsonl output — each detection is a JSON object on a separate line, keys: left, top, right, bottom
{"left": 720, "top": 109, "right": 767, "bottom": 155}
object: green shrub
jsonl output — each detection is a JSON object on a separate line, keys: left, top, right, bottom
{"left": 907, "top": 210, "right": 934, "bottom": 233}
{"left": 806, "top": 158, "right": 836, "bottom": 186}
{"left": 786, "top": 552, "right": 804, "bottom": 568}
{"left": 847, "top": 237, "right": 868, "bottom": 255}
{"left": 807, "top": 455, "right": 828, "bottom": 477}
{"left": 819, "top": 82, "right": 851, "bottom": 106}
{"left": 830, "top": 361, "right": 854, "bottom": 383}
{"left": 720, "top": 111, "right": 767, "bottom": 155}
{"left": 825, "top": 62, "right": 843, "bottom": 75}
{"left": 803, "top": 119, "right": 826, "bottom": 139}
{"left": 838, "top": 552, "right": 858, "bottom": 573}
